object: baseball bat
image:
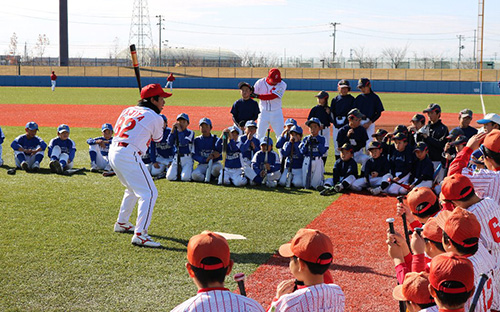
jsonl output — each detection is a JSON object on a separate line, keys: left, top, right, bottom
{"left": 468, "top": 274, "right": 489, "bottom": 312}
{"left": 397, "top": 196, "right": 411, "bottom": 252}
{"left": 205, "top": 159, "right": 213, "bottom": 183}
{"left": 386, "top": 217, "right": 407, "bottom": 312}
{"left": 262, "top": 128, "right": 271, "bottom": 184}
{"left": 432, "top": 162, "right": 442, "bottom": 188}
{"left": 233, "top": 273, "right": 247, "bottom": 297}
{"left": 221, "top": 132, "right": 228, "bottom": 184}
{"left": 414, "top": 227, "right": 423, "bottom": 236}
{"left": 305, "top": 137, "right": 313, "bottom": 189}
{"left": 176, "top": 129, "right": 181, "bottom": 181}
{"left": 129, "top": 44, "right": 142, "bottom": 93}
{"left": 285, "top": 140, "right": 294, "bottom": 188}
{"left": 387, "top": 178, "right": 412, "bottom": 191}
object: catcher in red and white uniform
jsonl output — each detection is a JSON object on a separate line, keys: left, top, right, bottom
{"left": 448, "top": 130, "right": 500, "bottom": 204}
{"left": 171, "top": 231, "right": 264, "bottom": 312}
{"left": 109, "top": 84, "right": 171, "bottom": 248}
{"left": 252, "top": 68, "right": 287, "bottom": 141}
{"left": 268, "top": 228, "right": 345, "bottom": 312}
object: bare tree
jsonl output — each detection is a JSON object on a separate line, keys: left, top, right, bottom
{"left": 34, "top": 34, "right": 50, "bottom": 64}
{"left": 382, "top": 45, "right": 409, "bottom": 68}
{"left": 352, "top": 47, "right": 376, "bottom": 68}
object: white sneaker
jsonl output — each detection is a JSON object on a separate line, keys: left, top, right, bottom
{"left": 131, "top": 233, "right": 161, "bottom": 248}
{"left": 90, "top": 162, "right": 99, "bottom": 172}
{"left": 32, "top": 161, "right": 40, "bottom": 172}
{"left": 369, "top": 186, "right": 382, "bottom": 195}
{"left": 266, "top": 180, "right": 278, "bottom": 188}
{"left": 334, "top": 183, "right": 343, "bottom": 193}
{"left": 21, "top": 161, "right": 29, "bottom": 171}
{"left": 114, "top": 222, "right": 135, "bottom": 233}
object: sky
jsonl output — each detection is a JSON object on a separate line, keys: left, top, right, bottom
{"left": 1, "top": 0, "right": 500, "bottom": 61}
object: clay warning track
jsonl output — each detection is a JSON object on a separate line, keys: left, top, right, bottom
{"left": 244, "top": 193, "right": 402, "bottom": 311}
{"left": 0, "top": 103, "right": 481, "bottom": 131}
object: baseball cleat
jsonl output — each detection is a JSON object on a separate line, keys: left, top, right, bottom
{"left": 32, "top": 161, "right": 40, "bottom": 173}
{"left": 114, "top": 222, "right": 135, "bottom": 233}
{"left": 49, "top": 160, "right": 59, "bottom": 173}
{"left": 320, "top": 186, "right": 337, "bottom": 196}
{"left": 131, "top": 233, "right": 161, "bottom": 248}
{"left": 102, "top": 171, "right": 116, "bottom": 177}
{"left": 369, "top": 186, "right": 382, "bottom": 195}
{"left": 21, "top": 161, "right": 29, "bottom": 171}
{"left": 316, "top": 185, "right": 325, "bottom": 192}
{"left": 333, "top": 183, "right": 344, "bottom": 193}
{"left": 90, "top": 162, "right": 99, "bottom": 172}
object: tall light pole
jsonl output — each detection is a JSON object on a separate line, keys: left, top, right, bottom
{"left": 330, "top": 22, "right": 340, "bottom": 65}
{"left": 457, "top": 35, "right": 465, "bottom": 68}
{"left": 156, "top": 15, "right": 165, "bottom": 66}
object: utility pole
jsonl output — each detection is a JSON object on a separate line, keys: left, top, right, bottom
{"left": 457, "top": 35, "right": 465, "bottom": 68}
{"left": 330, "top": 22, "right": 340, "bottom": 65}
{"left": 473, "top": 29, "right": 477, "bottom": 68}
{"left": 156, "top": 15, "right": 165, "bottom": 66}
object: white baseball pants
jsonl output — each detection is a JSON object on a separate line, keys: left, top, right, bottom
{"left": 51, "top": 80, "right": 56, "bottom": 91}
{"left": 109, "top": 145, "right": 158, "bottom": 235}
{"left": 219, "top": 167, "right": 247, "bottom": 186}
{"left": 50, "top": 145, "right": 73, "bottom": 169}
{"left": 146, "top": 156, "right": 173, "bottom": 176}
{"left": 89, "top": 145, "right": 111, "bottom": 170}
{"left": 257, "top": 109, "right": 284, "bottom": 141}
{"left": 279, "top": 168, "right": 303, "bottom": 187}
{"left": 192, "top": 161, "right": 222, "bottom": 182}
{"left": 0, "top": 144, "right": 3, "bottom": 166}
{"left": 386, "top": 173, "right": 411, "bottom": 195}
{"left": 320, "top": 127, "right": 330, "bottom": 157}
{"left": 167, "top": 155, "right": 193, "bottom": 181}
{"left": 351, "top": 173, "right": 392, "bottom": 191}
{"left": 14, "top": 151, "right": 44, "bottom": 168}
{"left": 302, "top": 156, "right": 324, "bottom": 189}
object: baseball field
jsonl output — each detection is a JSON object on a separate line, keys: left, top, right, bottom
{"left": 0, "top": 87, "right": 498, "bottom": 311}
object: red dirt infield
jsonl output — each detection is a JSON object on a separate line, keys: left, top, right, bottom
{"left": 0, "top": 103, "right": 482, "bottom": 131}
{"left": 244, "top": 193, "right": 401, "bottom": 311}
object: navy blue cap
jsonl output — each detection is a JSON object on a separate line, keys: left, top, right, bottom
{"left": 393, "top": 125, "right": 408, "bottom": 135}
{"left": 238, "top": 81, "right": 254, "bottom": 92}
{"left": 339, "top": 143, "right": 354, "bottom": 152}
{"left": 447, "top": 128, "right": 464, "bottom": 140}
{"left": 414, "top": 142, "right": 428, "bottom": 152}
{"left": 161, "top": 114, "right": 168, "bottom": 123}
{"left": 393, "top": 132, "right": 408, "bottom": 141}
{"left": 177, "top": 113, "right": 190, "bottom": 123}
{"left": 368, "top": 141, "right": 382, "bottom": 150}
{"left": 199, "top": 117, "right": 212, "bottom": 127}
{"left": 423, "top": 103, "right": 441, "bottom": 114}
{"left": 101, "top": 123, "right": 113, "bottom": 132}
{"left": 290, "top": 125, "right": 303, "bottom": 135}
{"left": 348, "top": 108, "right": 365, "bottom": 119}
{"left": 338, "top": 79, "right": 351, "bottom": 89}
{"left": 58, "top": 124, "right": 70, "bottom": 134}
{"left": 245, "top": 120, "right": 258, "bottom": 128}
{"left": 305, "top": 117, "right": 322, "bottom": 127}
{"left": 411, "top": 114, "right": 426, "bottom": 123}
{"left": 357, "top": 78, "right": 370, "bottom": 88}
{"left": 26, "top": 121, "right": 38, "bottom": 131}
{"left": 372, "top": 128, "right": 388, "bottom": 137}
{"left": 450, "top": 135, "right": 468, "bottom": 147}
{"left": 285, "top": 118, "right": 297, "bottom": 126}
{"left": 260, "top": 137, "right": 273, "bottom": 146}
{"left": 315, "top": 90, "right": 329, "bottom": 99}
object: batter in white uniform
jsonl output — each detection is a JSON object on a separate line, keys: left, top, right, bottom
{"left": 109, "top": 83, "right": 171, "bottom": 248}
{"left": 252, "top": 68, "right": 287, "bottom": 141}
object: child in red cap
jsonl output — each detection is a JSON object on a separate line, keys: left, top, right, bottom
{"left": 171, "top": 231, "right": 264, "bottom": 312}
{"left": 428, "top": 253, "right": 475, "bottom": 311}
{"left": 269, "top": 228, "right": 345, "bottom": 311}
{"left": 392, "top": 272, "right": 437, "bottom": 312}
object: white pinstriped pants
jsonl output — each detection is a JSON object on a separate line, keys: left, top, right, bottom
{"left": 109, "top": 145, "right": 158, "bottom": 235}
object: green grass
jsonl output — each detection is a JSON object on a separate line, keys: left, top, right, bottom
{"left": 0, "top": 87, "right": 498, "bottom": 113}
{"left": 0, "top": 125, "right": 338, "bottom": 311}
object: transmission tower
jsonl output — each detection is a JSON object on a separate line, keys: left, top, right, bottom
{"left": 129, "top": 0, "right": 154, "bottom": 64}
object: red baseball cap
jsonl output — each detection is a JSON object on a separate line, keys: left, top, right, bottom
{"left": 279, "top": 228, "right": 333, "bottom": 265}
{"left": 393, "top": 272, "right": 434, "bottom": 304}
{"left": 440, "top": 174, "right": 474, "bottom": 201}
{"left": 422, "top": 217, "right": 443, "bottom": 243}
{"left": 140, "top": 83, "right": 172, "bottom": 99}
{"left": 435, "top": 208, "right": 480, "bottom": 248}
{"left": 266, "top": 68, "right": 282, "bottom": 85}
{"left": 483, "top": 129, "right": 500, "bottom": 154}
{"left": 407, "top": 187, "right": 437, "bottom": 215}
{"left": 187, "top": 231, "right": 230, "bottom": 270}
{"left": 429, "top": 253, "right": 474, "bottom": 294}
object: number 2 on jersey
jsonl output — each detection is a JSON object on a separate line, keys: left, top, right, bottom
{"left": 115, "top": 117, "right": 136, "bottom": 138}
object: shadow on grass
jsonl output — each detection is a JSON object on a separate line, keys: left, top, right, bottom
{"left": 231, "top": 252, "right": 275, "bottom": 265}
{"left": 0, "top": 165, "right": 88, "bottom": 176}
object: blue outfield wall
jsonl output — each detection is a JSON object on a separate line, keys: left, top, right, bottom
{"left": 1, "top": 75, "right": 499, "bottom": 95}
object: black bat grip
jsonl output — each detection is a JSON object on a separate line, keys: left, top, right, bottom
{"left": 386, "top": 218, "right": 395, "bottom": 234}
{"left": 237, "top": 280, "right": 246, "bottom": 297}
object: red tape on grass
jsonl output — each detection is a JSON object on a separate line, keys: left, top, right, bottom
{"left": 244, "top": 193, "right": 404, "bottom": 311}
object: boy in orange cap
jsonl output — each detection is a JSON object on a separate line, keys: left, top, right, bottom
{"left": 392, "top": 272, "right": 437, "bottom": 312}
{"left": 428, "top": 253, "right": 475, "bottom": 311}
{"left": 448, "top": 129, "right": 500, "bottom": 204}
{"left": 397, "top": 187, "right": 442, "bottom": 231}
{"left": 435, "top": 208, "right": 499, "bottom": 312}
{"left": 269, "top": 228, "right": 345, "bottom": 311}
{"left": 440, "top": 174, "right": 500, "bottom": 260}
{"left": 171, "top": 231, "right": 264, "bottom": 312}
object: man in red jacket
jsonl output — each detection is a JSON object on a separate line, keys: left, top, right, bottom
{"left": 51, "top": 71, "right": 57, "bottom": 91}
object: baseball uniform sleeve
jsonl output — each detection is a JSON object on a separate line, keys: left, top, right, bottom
{"left": 152, "top": 115, "right": 164, "bottom": 142}
{"left": 448, "top": 146, "right": 473, "bottom": 176}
